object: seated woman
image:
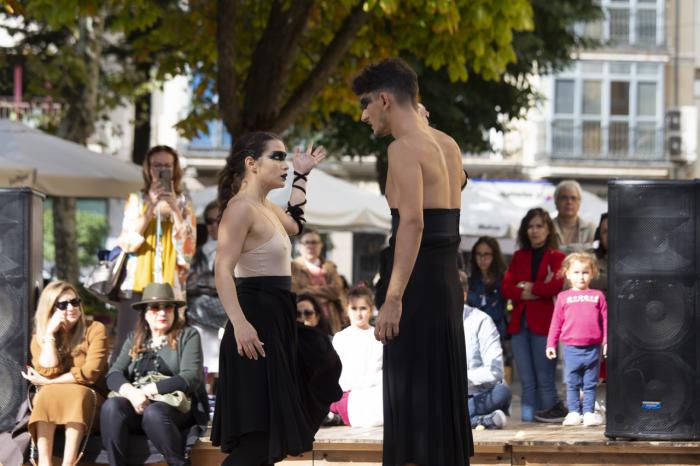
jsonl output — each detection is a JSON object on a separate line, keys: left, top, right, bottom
{"left": 22, "top": 281, "right": 108, "bottom": 466}
{"left": 329, "top": 287, "right": 383, "bottom": 427}
{"left": 100, "top": 282, "right": 207, "bottom": 466}
{"left": 296, "top": 291, "right": 332, "bottom": 336}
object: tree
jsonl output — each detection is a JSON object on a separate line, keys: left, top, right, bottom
{"left": 318, "top": 0, "right": 602, "bottom": 189}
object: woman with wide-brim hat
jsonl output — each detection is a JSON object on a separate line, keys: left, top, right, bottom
{"left": 100, "top": 282, "right": 208, "bottom": 466}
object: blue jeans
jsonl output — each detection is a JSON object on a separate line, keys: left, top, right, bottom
{"left": 468, "top": 383, "right": 512, "bottom": 427}
{"left": 511, "top": 317, "right": 558, "bottom": 421}
{"left": 563, "top": 344, "right": 601, "bottom": 414}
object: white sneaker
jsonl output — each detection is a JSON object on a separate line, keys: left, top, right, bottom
{"left": 583, "top": 412, "right": 603, "bottom": 427}
{"left": 562, "top": 411, "right": 582, "bottom": 426}
{"left": 490, "top": 409, "right": 507, "bottom": 429}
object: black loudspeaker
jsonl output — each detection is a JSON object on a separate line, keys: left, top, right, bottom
{"left": 0, "top": 188, "right": 43, "bottom": 432}
{"left": 605, "top": 180, "right": 700, "bottom": 440}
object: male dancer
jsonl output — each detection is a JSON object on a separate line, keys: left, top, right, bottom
{"left": 353, "top": 58, "right": 472, "bottom": 466}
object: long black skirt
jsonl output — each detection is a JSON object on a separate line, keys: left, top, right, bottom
{"left": 211, "top": 276, "right": 342, "bottom": 464}
{"left": 377, "top": 209, "right": 473, "bottom": 466}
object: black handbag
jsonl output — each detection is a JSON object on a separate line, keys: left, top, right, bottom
{"left": 84, "top": 247, "right": 127, "bottom": 303}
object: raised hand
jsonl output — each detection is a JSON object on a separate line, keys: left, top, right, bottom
{"left": 292, "top": 144, "right": 327, "bottom": 175}
{"left": 46, "top": 309, "right": 65, "bottom": 335}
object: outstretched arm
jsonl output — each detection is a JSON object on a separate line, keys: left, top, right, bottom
{"left": 375, "top": 141, "right": 424, "bottom": 344}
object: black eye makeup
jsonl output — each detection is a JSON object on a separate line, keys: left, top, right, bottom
{"left": 269, "top": 151, "right": 288, "bottom": 161}
{"left": 360, "top": 96, "right": 372, "bottom": 109}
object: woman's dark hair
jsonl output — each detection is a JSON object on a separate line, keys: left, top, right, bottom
{"left": 217, "top": 131, "right": 281, "bottom": 217}
{"left": 129, "top": 306, "right": 185, "bottom": 358}
{"left": 351, "top": 57, "right": 419, "bottom": 106}
{"left": 469, "top": 236, "right": 507, "bottom": 282}
{"left": 517, "top": 208, "right": 559, "bottom": 250}
{"left": 141, "top": 145, "right": 185, "bottom": 196}
{"left": 297, "top": 292, "right": 332, "bottom": 336}
{"left": 594, "top": 213, "right": 608, "bottom": 259}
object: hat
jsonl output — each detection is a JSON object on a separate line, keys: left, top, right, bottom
{"left": 131, "top": 283, "right": 186, "bottom": 311}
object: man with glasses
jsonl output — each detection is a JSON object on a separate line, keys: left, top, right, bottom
{"left": 552, "top": 180, "right": 596, "bottom": 254}
{"left": 186, "top": 201, "right": 226, "bottom": 397}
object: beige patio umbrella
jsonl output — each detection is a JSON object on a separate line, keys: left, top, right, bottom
{"left": 0, "top": 120, "right": 142, "bottom": 197}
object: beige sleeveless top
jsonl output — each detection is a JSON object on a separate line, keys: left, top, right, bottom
{"left": 235, "top": 202, "right": 292, "bottom": 277}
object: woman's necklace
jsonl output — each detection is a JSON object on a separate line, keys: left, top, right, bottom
{"left": 148, "top": 335, "right": 168, "bottom": 352}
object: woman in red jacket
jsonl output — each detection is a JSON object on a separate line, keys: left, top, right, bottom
{"left": 502, "top": 208, "right": 566, "bottom": 423}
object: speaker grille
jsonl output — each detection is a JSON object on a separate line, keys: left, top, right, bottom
{"left": 615, "top": 280, "right": 693, "bottom": 350}
{"left": 611, "top": 353, "right": 694, "bottom": 434}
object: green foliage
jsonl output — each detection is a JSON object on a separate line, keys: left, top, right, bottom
{"left": 319, "top": 0, "right": 602, "bottom": 160}
{"left": 43, "top": 202, "right": 108, "bottom": 267}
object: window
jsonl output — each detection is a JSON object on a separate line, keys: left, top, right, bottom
{"left": 582, "top": 81, "right": 602, "bottom": 115}
{"left": 555, "top": 80, "right": 575, "bottom": 114}
{"left": 636, "top": 10, "right": 657, "bottom": 45}
{"left": 609, "top": 8, "right": 630, "bottom": 44}
{"left": 637, "top": 82, "right": 657, "bottom": 116}
{"left": 610, "top": 81, "right": 630, "bottom": 115}
{"left": 549, "top": 61, "right": 663, "bottom": 160}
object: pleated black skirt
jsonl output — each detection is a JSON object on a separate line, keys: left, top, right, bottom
{"left": 377, "top": 209, "right": 473, "bottom": 466}
{"left": 211, "top": 276, "right": 342, "bottom": 464}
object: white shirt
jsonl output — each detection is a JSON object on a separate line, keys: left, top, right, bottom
{"left": 202, "top": 239, "right": 217, "bottom": 271}
{"left": 463, "top": 305, "right": 505, "bottom": 395}
{"left": 332, "top": 325, "right": 383, "bottom": 427}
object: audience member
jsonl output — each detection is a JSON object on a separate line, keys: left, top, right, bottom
{"left": 546, "top": 252, "right": 607, "bottom": 427}
{"left": 552, "top": 180, "right": 596, "bottom": 254}
{"left": 22, "top": 281, "right": 108, "bottom": 466}
{"left": 101, "top": 283, "right": 207, "bottom": 466}
{"left": 114, "top": 145, "right": 196, "bottom": 360}
{"left": 313, "top": 285, "right": 349, "bottom": 335}
{"left": 329, "top": 287, "right": 383, "bottom": 427}
{"left": 467, "top": 236, "right": 508, "bottom": 340}
{"left": 296, "top": 292, "right": 333, "bottom": 336}
{"left": 459, "top": 272, "right": 511, "bottom": 430}
{"left": 502, "top": 208, "right": 566, "bottom": 423}
{"left": 589, "top": 213, "right": 608, "bottom": 294}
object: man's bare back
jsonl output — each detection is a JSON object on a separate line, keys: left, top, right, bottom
{"left": 385, "top": 126, "right": 464, "bottom": 210}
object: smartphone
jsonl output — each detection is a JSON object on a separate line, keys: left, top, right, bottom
{"left": 158, "top": 169, "right": 172, "bottom": 192}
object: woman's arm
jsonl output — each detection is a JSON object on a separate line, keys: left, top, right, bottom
{"left": 117, "top": 193, "right": 156, "bottom": 253}
{"left": 154, "top": 329, "right": 203, "bottom": 394}
{"left": 531, "top": 252, "right": 566, "bottom": 298}
{"left": 69, "top": 321, "right": 108, "bottom": 386}
{"left": 215, "top": 201, "right": 266, "bottom": 360}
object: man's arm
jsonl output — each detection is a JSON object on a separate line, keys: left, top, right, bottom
{"left": 375, "top": 141, "right": 424, "bottom": 344}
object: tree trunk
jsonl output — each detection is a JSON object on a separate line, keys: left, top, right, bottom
{"left": 52, "top": 198, "right": 80, "bottom": 282}
{"left": 132, "top": 90, "right": 152, "bottom": 165}
{"left": 52, "top": 14, "right": 104, "bottom": 284}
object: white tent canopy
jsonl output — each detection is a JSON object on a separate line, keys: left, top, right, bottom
{"left": 0, "top": 120, "right": 143, "bottom": 197}
{"left": 191, "top": 167, "right": 391, "bottom": 232}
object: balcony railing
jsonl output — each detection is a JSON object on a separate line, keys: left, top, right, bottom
{"left": 0, "top": 98, "right": 62, "bottom": 126}
{"left": 548, "top": 120, "right": 667, "bottom": 162}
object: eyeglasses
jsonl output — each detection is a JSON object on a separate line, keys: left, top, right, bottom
{"left": 147, "top": 304, "right": 175, "bottom": 312}
{"left": 558, "top": 195, "right": 580, "bottom": 202}
{"left": 152, "top": 163, "right": 174, "bottom": 170}
{"left": 55, "top": 298, "right": 81, "bottom": 310}
{"left": 297, "top": 309, "right": 316, "bottom": 318}
{"left": 301, "top": 240, "right": 321, "bottom": 246}
{"left": 205, "top": 217, "right": 219, "bottom": 225}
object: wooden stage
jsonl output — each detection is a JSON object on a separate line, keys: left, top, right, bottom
{"left": 189, "top": 423, "right": 700, "bottom": 466}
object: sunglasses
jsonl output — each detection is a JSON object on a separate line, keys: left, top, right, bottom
{"left": 147, "top": 304, "right": 175, "bottom": 312}
{"left": 301, "top": 240, "right": 321, "bottom": 246}
{"left": 297, "top": 309, "right": 316, "bottom": 318}
{"left": 56, "top": 298, "right": 81, "bottom": 310}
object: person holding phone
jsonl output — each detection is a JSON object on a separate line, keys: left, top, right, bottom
{"left": 113, "top": 145, "right": 196, "bottom": 361}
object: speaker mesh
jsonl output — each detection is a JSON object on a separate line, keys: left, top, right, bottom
{"left": 0, "top": 283, "right": 20, "bottom": 350}
{"left": 0, "top": 354, "right": 25, "bottom": 431}
{"left": 615, "top": 280, "right": 693, "bottom": 349}
{"left": 612, "top": 353, "right": 693, "bottom": 433}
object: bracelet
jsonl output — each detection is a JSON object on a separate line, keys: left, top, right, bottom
{"left": 41, "top": 335, "right": 56, "bottom": 343}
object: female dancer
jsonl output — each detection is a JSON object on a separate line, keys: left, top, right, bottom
{"left": 211, "top": 132, "right": 341, "bottom": 465}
